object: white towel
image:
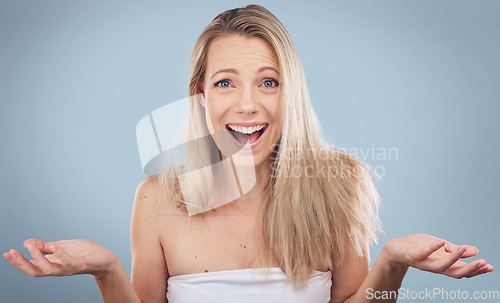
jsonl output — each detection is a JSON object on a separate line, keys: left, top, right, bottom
{"left": 167, "top": 267, "right": 332, "bottom": 303}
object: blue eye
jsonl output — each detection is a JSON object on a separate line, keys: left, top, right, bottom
{"left": 215, "top": 80, "right": 231, "bottom": 88}
{"left": 263, "top": 79, "right": 278, "bottom": 88}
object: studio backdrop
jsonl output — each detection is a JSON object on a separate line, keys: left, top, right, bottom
{"left": 1, "top": 1, "right": 499, "bottom": 302}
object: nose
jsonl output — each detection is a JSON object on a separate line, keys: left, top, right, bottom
{"left": 233, "top": 85, "right": 259, "bottom": 115}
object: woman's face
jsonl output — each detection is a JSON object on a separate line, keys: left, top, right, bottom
{"left": 200, "top": 34, "right": 281, "bottom": 169}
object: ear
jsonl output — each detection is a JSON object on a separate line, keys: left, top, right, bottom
{"left": 197, "top": 83, "right": 206, "bottom": 108}
{"left": 198, "top": 94, "right": 206, "bottom": 108}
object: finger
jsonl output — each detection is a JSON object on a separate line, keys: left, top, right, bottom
{"left": 24, "top": 239, "right": 53, "bottom": 254}
{"left": 442, "top": 240, "right": 456, "bottom": 253}
{"left": 465, "top": 263, "right": 494, "bottom": 278}
{"left": 4, "top": 249, "right": 43, "bottom": 277}
{"left": 459, "top": 246, "right": 479, "bottom": 258}
{"left": 446, "top": 259, "right": 486, "bottom": 279}
{"left": 442, "top": 241, "right": 478, "bottom": 257}
{"left": 26, "top": 244, "right": 57, "bottom": 276}
{"left": 433, "top": 245, "right": 467, "bottom": 273}
{"left": 413, "top": 239, "right": 446, "bottom": 261}
{"left": 444, "top": 259, "right": 467, "bottom": 269}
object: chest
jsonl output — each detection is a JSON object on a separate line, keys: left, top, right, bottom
{"left": 159, "top": 213, "right": 264, "bottom": 276}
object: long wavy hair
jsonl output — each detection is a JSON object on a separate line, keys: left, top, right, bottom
{"left": 159, "top": 4, "right": 382, "bottom": 287}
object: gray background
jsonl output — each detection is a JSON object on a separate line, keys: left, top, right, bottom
{"left": 1, "top": 0, "right": 499, "bottom": 302}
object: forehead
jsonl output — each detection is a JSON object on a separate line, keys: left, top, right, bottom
{"left": 206, "top": 35, "right": 279, "bottom": 73}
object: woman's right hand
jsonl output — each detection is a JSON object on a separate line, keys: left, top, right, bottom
{"left": 3, "top": 239, "right": 119, "bottom": 279}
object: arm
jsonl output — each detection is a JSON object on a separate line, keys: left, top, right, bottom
{"left": 86, "top": 176, "right": 169, "bottom": 302}
{"left": 94, "top": 259, "right": 141, "bottom": 303}
{"left": 129, "top": 176, "right": 169, "bottom": 302}
{"left": 330, "top": 234, "right": 494, "bottom": 303}
{"left": 330, "top": 245, "right": 408, "bottom": 303}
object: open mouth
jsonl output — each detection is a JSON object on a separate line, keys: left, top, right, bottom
{"left": 225, "top": 123, "right": 269, "bottom": 146}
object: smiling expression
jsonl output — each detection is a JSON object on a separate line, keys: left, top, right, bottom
{"left": 199, "top": 34, "right": 281, "bottom": 170}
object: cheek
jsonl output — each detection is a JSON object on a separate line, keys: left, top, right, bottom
{"left": 205, "top": 99, "right": 228, "bottom": 129}
{"left": 264, "top": 94, "right": 281, "bottom": 121}
{"left": 267, "top": 96, "right": 282, "bottom": 138}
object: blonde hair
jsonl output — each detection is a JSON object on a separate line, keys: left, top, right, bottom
{"left": 159, "top": 4, "right": 382, "bottom": 287}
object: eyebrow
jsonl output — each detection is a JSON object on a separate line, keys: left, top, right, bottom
{"left": 210, "top": 66, "right": 279, "bottom": 80}
{"left": 210, "top": 68, "right": 238, "bottom": 80}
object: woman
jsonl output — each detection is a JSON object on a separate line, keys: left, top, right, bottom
{"left": 2, "top": 5, "right": 494, "bottom": 303}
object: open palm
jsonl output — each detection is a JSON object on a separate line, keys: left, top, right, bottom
{"left": 384, "top": 233, "right": 494, "bottom": 279}
{"left": 3, "top": 238, "right": 117, "bottom": 278}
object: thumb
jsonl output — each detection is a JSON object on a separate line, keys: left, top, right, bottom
{"left": 23, "top": 239, "right": 54, "bottom": 254}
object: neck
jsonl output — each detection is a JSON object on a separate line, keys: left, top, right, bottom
{"left": 210, "top": 158, "right": 272, "bottom": 216}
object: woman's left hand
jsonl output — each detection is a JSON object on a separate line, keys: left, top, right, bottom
{"left": 383, "top": 233, "right": 494, "bottom": 279}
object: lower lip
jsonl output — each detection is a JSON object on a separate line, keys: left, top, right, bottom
{"left": 227, "top": 125, "right": 269, "bottom": 150}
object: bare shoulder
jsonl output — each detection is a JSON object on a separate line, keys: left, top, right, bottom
{"left": 131, "top": 175, "right": 187, "bottom": 244}
{"left": 133, "top": 174, "right": 180, "bottom": 216}
{"left": 135, "top": 175, "right": 161, "bottom": 202}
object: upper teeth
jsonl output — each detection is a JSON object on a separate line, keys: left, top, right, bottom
{"left": 228, "top": 124, "right": 265, "bottom": 134}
